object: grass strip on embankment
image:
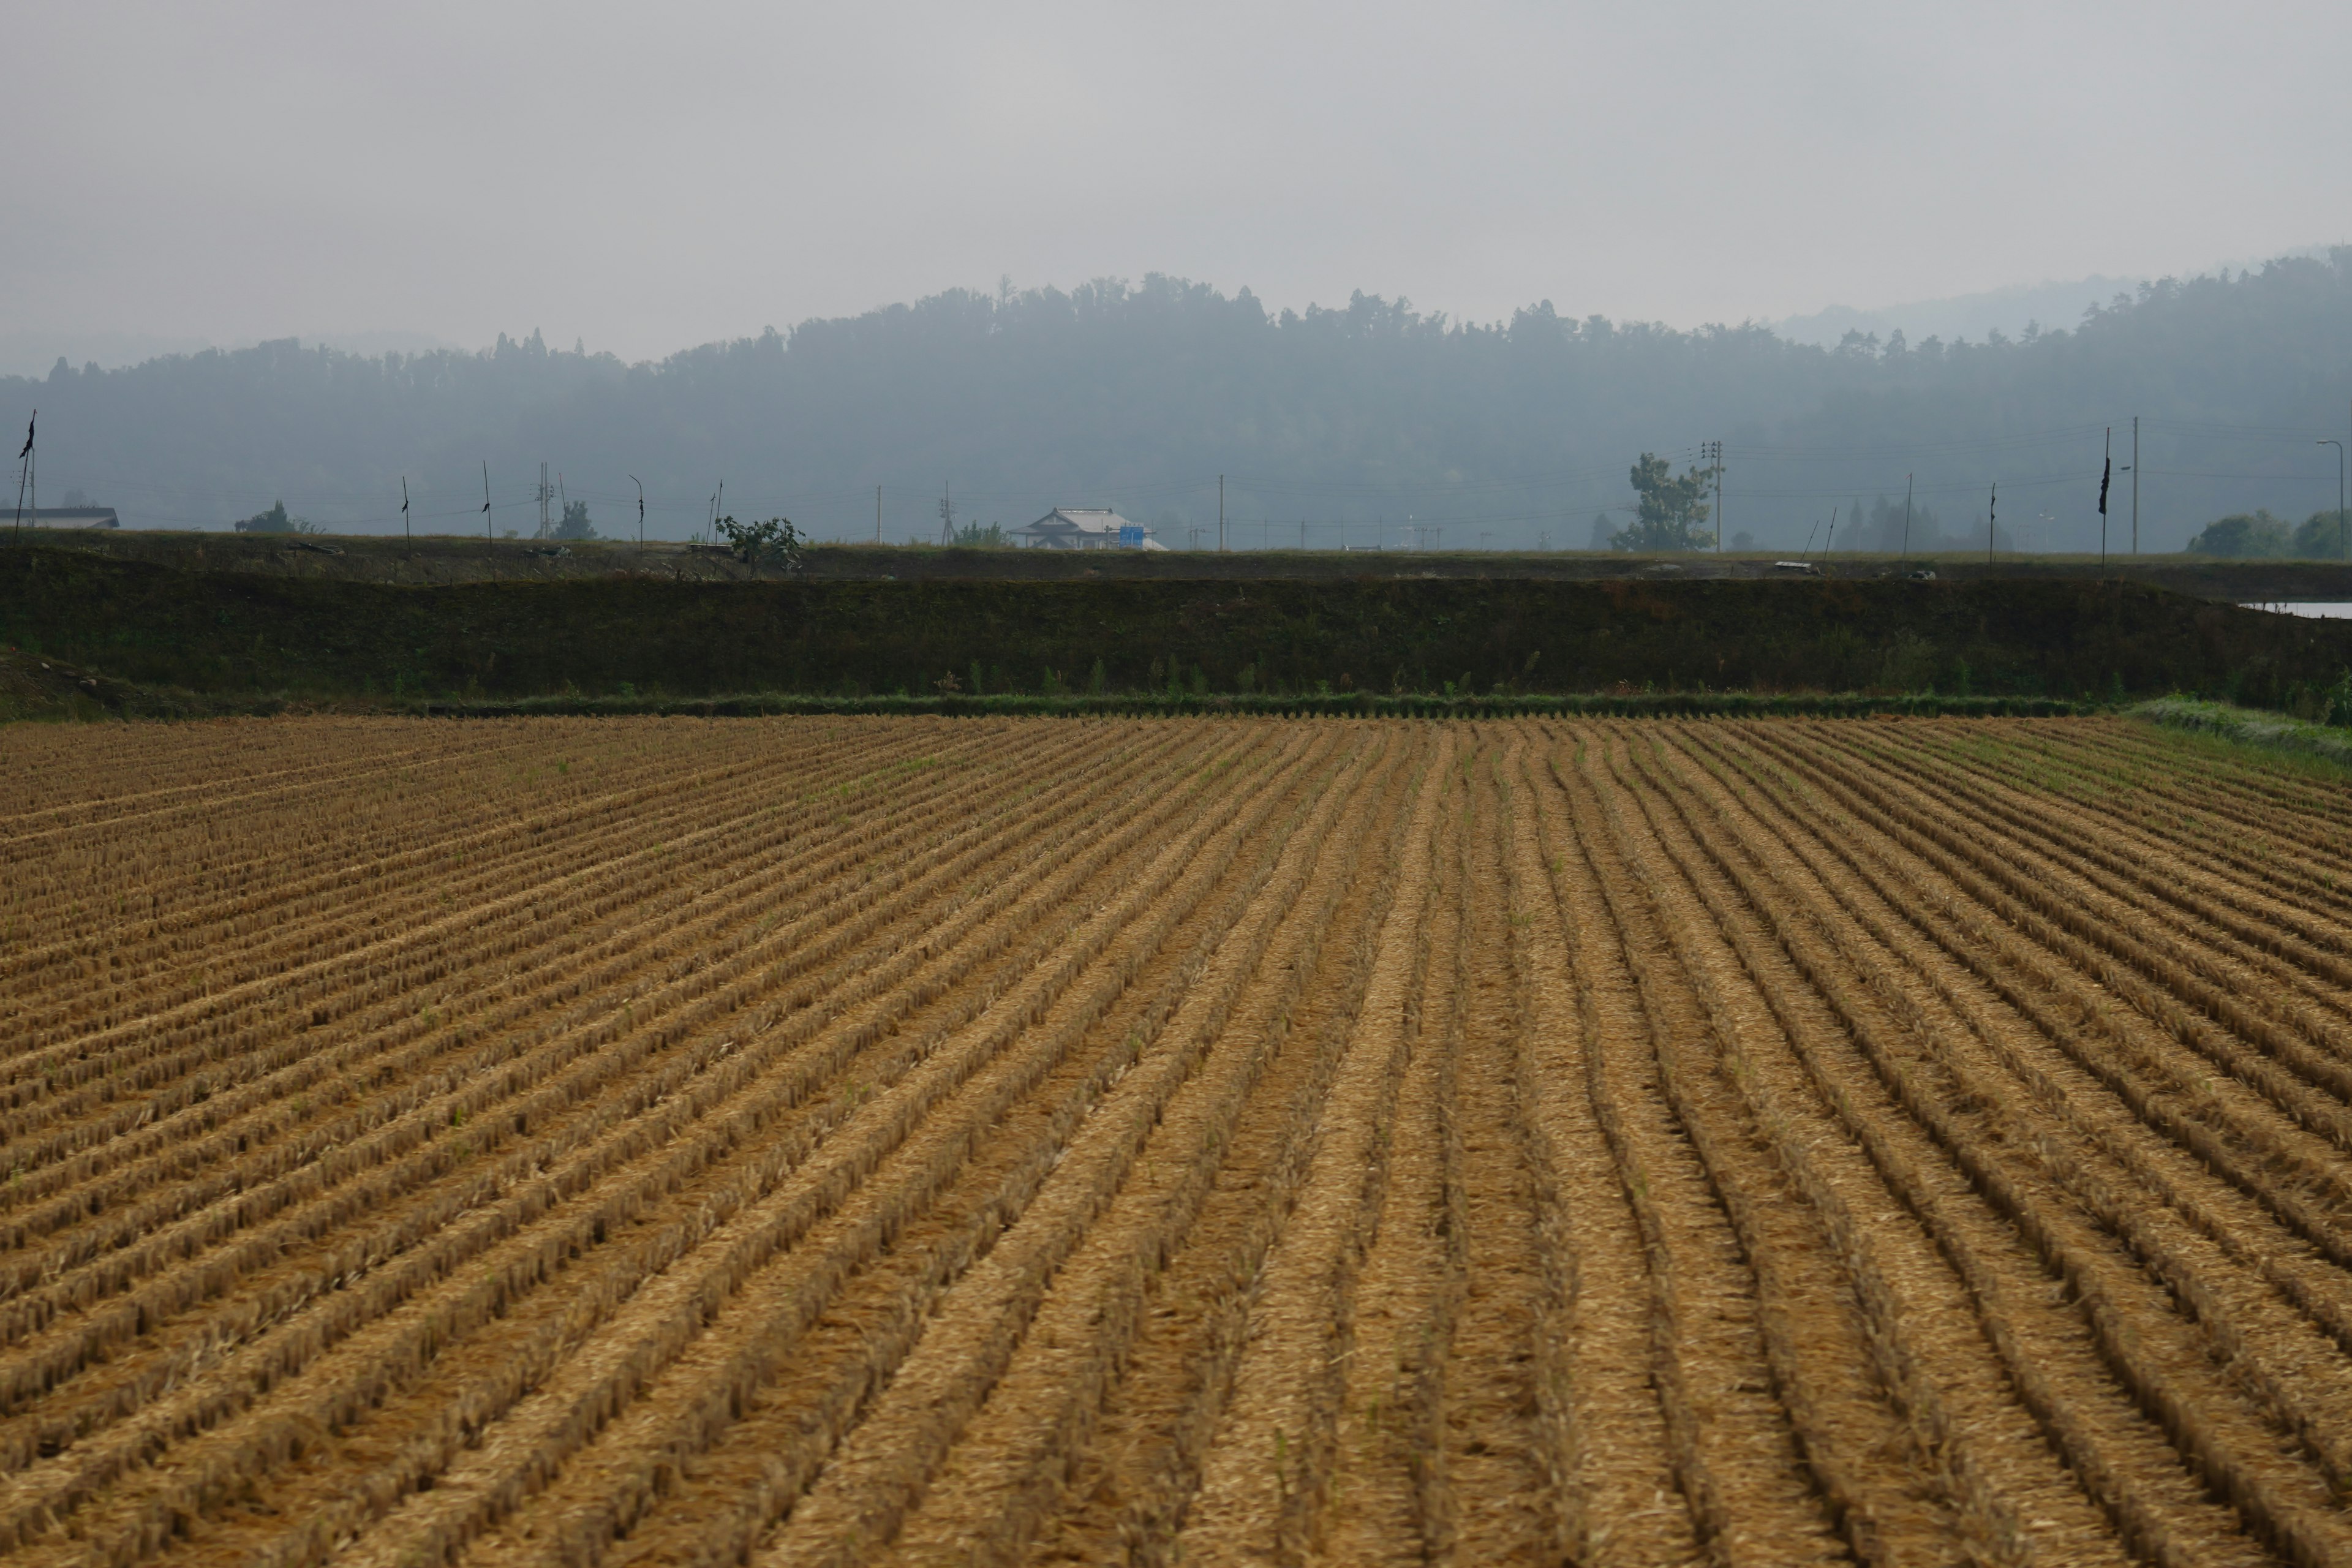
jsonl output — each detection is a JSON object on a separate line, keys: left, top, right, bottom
{"left": 407, "top": 690, "right": 2100, "bottom": 718}
{"left": 2133, "top": 697, "right": 2352, "bottom": 770}
{"left": 7, "top": 545, "right": 2350, "bottom": 709}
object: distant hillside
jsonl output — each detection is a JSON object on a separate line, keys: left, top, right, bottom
{"left": 6, "top": 251, "right": 2350, "bottom": 553}
{"left": 1773, "top": 274, "right": 2147, "bottom": 350}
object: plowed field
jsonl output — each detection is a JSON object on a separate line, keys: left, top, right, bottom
{"left": 7, "top": 714, "right": 2352, "bottom": 1567}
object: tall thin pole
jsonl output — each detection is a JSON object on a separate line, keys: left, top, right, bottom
{"left": 2131, "top": 416, "right": 2139, "bottom": 555}
{"left": 630, "top": 475, "right": 644, "bottom": 543}
{"left": 1988, "top": 481, "right": 1996, "bottom": 564}
{"left": 1825, "top": 505, "right": 1836, "bottom": 559}
{"left": 481, "top": 461, "right": 492, "bottom": 541}
{"left": 12, "top": 411, "right": 32, "bottom": 538}
{"left": 1218, "top": 475, "right": 1225, "bottom": 552}
{"left": 2324, "top": 441, "right": 2347, "bottom": 560}
{"left": 1901, "top": 474, "right": 1913, "bottom": 560}
{"left": 875, "top": 484, "right": 882, "bottom": 544}
{"left": 401, "top": 477, "right": 410, "bottom": 546}
{"left": 2100, "top": 428, "right": 2111, "bottom": 567}
{"left": 1711, "top": 440, "right": 1725, "bottom": 551}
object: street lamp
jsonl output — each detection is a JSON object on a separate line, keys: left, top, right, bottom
{"left": 2321, "top": 442, "right": 2346, "bottom": 560}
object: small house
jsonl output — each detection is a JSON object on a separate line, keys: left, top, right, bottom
{"left": 1013, "top": 507, "right": 1166, "bottom": 551}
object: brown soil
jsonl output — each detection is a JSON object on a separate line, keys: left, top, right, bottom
{"left": 4, "top": 714, "right": 2350, "bottom": 1567}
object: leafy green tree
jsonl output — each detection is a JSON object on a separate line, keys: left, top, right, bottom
{"left": 554, "top": 500, "right": 597, "bottom": 541}
{"left": 712, "top": 514, "right": 803, "bottom": 569}
{"left": 1610, "top": 454, "right": 1712, "bottom": 551}
{"left": 2187, "top": 510, "right": 2293, "bottom": 557}
{"left": 2293, "top": 508, "right": 2348, "bottom": 559}
{"left": 951, "top": 521, "right": 1008, "bottom": 548}
{"left": 233, "top": 500, "right": 295, "bottom": 534}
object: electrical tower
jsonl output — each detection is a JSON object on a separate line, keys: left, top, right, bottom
{"left": 536, "top": 462, "right": 552, "bottom": 538}
{"left": 938, "top": 483, "right": 956, "bottom": 545}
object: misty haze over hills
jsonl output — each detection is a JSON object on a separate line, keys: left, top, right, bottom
{"left": 1773, "top": 277, "right": 2150, "bottom": 352}
{"left": 7, "top": 249, "right": 2350, "bottom": 556}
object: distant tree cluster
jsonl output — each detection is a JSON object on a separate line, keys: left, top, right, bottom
{"left": 232, "top": 500, "right": 318, "bottom": 535}
{"left": 2186, "top": 509, "right": 2350, "bottom": 558}
{"left": 553, "top": 499, "right": 597, "bottom": 541}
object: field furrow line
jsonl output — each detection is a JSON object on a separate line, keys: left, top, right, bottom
{"left": 0, "top": 722, "right": 1168, "bottom": 1417}
{"left": 559, "top": 734, "right": 1403, "bottom": 1568}
{"left": 423, "top": 727, "right": 1370, "bottom": 1568}
{"left": 1314, "top": 738, "right": 1471, "bottom": 1567}
{"left": 0, "top": 723, "right": 1052, "bottom": 1221}
{"left": 1680, "top": 726, "right": 2337, "bottom": 1568}
{"left": 1685, "top": 728, "right": 2352, "bottom": 1331}
{"left": 896, "top": 737, "right": 1423, "bottom": 1568}
{"left": 0, "top": 720, "right": 960, "bottom": 1026}
{"left": 1741, "top": 728, "right": 2352, "bottom": 1159}
{"left": 1502, "top": 733, "right": 1698, "bottom": 1568}
{"left": 1875, "top": 726, "right": 2352, "bottom": 992}
{"left": 0, "top": 718, "right": 1000, "bottom": 1063}
{"left": 0, "top": 720, "right": 1080, "bottom": 1270}
{"left": 0, "top": 725, "right": 1256, "bottom": 1547}
{"left": 1540, "top": 727, "right": 1853, "bottom": 1568}
{"left": 1156, "top": 731, "right": 1449, "bottom": 1567}
{"left": 1418, "top": 736, "right": 1550, "bottom": 1563}
{"left": 32, "top": 726, "right": 1322, "bottom": 1566}
{"left": 1593, "top": 729, "right": 1986, "bottom": 1568}
{"left": 1813, "top": 726, "right": 2352, "bottom": 1044}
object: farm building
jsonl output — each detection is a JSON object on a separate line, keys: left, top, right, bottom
{"left": 12, "top": 505, "right": 118, "bottom": 528}
{"left": 1013, "top": 507, "right": 1167, "bottom": 550}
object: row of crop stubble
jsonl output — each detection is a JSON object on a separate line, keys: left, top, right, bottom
{"left": 6, "top": 714, "right": 2352, "bottom": 1566}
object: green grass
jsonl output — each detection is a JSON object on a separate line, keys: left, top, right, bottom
{"left": 2132, "top": 696, "right": 2352, "bottom": 774}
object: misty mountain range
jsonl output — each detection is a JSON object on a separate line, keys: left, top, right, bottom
{"left": 7, "top": 251, "right": 2350, "bottom": 554}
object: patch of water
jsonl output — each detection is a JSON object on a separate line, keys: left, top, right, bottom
{"left": 2241, "top": 601, "right": 2352, "bottom": 619}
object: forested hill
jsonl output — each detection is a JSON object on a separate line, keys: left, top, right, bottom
{"left": 9, "top": 251, "right": 2351, "bottom": 553}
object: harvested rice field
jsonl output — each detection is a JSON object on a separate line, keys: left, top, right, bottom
{"left": 9, "top": 712, "right": 2352, "bottom": 1567}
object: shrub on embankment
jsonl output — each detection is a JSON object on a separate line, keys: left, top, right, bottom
{"left": 4, "top": 546, "right": 2348, "bottom": 706}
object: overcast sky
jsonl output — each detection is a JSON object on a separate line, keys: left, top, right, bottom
{"left": 9, "top": 1, "right": 2349, "bottom": 364}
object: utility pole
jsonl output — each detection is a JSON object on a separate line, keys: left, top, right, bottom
{"left": 538, "top": 461, "right": 551, "bottom": 538}
{"left": 1700, "top": 440, "right": 1724, "bottom": 549}
{"left": 2323, "top": 440, "right": 2346, "bottom": 560}
{"left": 401, "top": 477, "right": 410, "bottom": 547}
{"left": 2131, "top": 416, "right": 2139, "bottom": 555}
{"left": 1825, "top": 506, "right": 1837, "bottom": 557}
{"left": 1988, "top": 481, "right": 1997, "bottom": 564}
{"left": 15, "top": 411, "right": 36, "bottom": 537}
{"left": 2099, "top": 428, "right": 2111, "bottom": 568}
{"left": 938, "top": 482, "right": 954, "bottom": 545}
{"left": 630, "top": 475, "right": 644, "bottom": 543}
{"left": 1218, "top": 475, "right": 1225, "bottom": 552}
{"left": 481, "top": 461, "right": 492, "bottom": 541}
{"left": 1901, "top": 474, "right": 1913, "bottom": 561}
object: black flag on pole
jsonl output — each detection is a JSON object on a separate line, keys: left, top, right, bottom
{"left": 2098, "top": 456, "right": 2111, "bottom": 516}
